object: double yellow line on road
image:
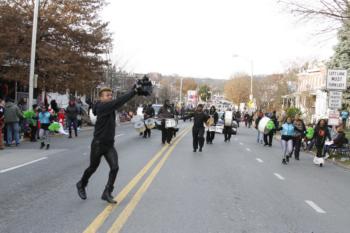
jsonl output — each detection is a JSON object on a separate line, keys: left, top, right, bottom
{"left": 84, "top": 127, "right": 190, "bottom": 233}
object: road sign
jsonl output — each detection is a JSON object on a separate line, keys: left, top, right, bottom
{"left": 328, "top": 110, "right": 340, "bottom": 126}
{"left": 328, "top": 91, "right": 342, "bottom": 109}
{"left": 326, "top": 69, "right": 347, "bottom": 90}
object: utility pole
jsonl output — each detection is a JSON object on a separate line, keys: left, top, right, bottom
{"left": 179, "top": 77, "right": 184, "bottom": 104}
{"left": 28, "top": 0, "right": 40, "bottom": 109}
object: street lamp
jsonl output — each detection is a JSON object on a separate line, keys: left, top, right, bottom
{"left": 232, "top": 54, "right": 254, "bottom": 101}
{"left": 28, "top": 0, "right": 40, "bottom": 109}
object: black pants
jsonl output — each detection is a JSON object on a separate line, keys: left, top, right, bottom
{"left": 206, "top": 130, "right": 215, "bottom": 143}
{"left": 316, "top": 144, "right": 324, "bottom": 158}
{"left": 248, "top": 121, "right": 252, "bottom": 128}
{"left": 67, "top": 118, "right": 78, "bottom": 137}
{"left": 30, "top": 125, "right": 37, "bottom": 141}
{"left": 223, "top": 126, "right": 232, "bottom": 141}
{"left": 162, "top": 128, "right": 173, "bottom": 144}
{"left": 263, "top": 132, "right": 273, "bottom": 146}
{"left": 144, "top": 128, "right": 151, "bottom": 138}
{"left": 293, "top": 137, "right": 302, "bottom": 159}
{"left": 193, "top": 127, "right": 205, "bottom": 150}
{"left": 80, "top": 140, "right": 119, "bottom": 188}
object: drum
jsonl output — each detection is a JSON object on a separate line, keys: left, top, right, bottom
{"left": 134, "top": 121, "right": 146, "bottom": 133}
{"left": 209, "top": 126, "right": 216, "bottom": 132}
{"left": 145, "top": 118, "right": 156, "bottom": 129}
{"left": 165, "top": 118, "right": 177, "bottom": 128}
{"left": 258, "top": 116, "right": 271, "bottom": 134}
{"left": 224, "top": 111, "right": 233, "bottom": 126}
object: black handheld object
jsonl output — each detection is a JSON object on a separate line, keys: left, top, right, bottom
{"left": 135, "top": 76, "right": 153, "bottom": 96}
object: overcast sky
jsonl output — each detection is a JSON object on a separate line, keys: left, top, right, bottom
{"left": 102, "top": 0, "right": 338, "bottom": 79}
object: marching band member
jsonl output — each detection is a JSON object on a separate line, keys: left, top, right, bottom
{"left": 192, "top": 104, "right": 209, "bottom": 152}
{"left": 222, "top": 109, "right": 234, "bottom": 142}
{"left": 143, "top": 104, "right": 155, "bottom": 138}
{"left": 158, "top": 100, "right": 176, "bottom": 144}
{"left": 206, "top": 106, "right": 218, "bottom": 144}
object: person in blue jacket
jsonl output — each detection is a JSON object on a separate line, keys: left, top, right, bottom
{"left": 38, "top": 105, "right": 52, "bottom": 150}
{"left": 278, "top": 116, "right": 295, "bottom": 165}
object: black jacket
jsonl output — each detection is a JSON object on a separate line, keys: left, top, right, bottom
{"left": 193, "top": 111, "right": 209, "bottom": 128}
{"left": 333, "top": 132, "right": 347, "bottom": 147}
{"left": 313, "top": 126, "right": 331, "bottom": 146}
{"left": 209, "top": 110, "right": 219, "bottom": 125}
{"left": 143, "top": 106, "right": 155, "bottom": 120}
{"left": 93, "top": 90, "right": 135, "bottom": 145}
{"left": 65, "top": 104, "right": 80, "bottom": 119}
{"left": 158, "top": 105, "right": 175, "bottom": 119}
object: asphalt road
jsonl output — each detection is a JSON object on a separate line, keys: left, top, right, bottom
{"left": 0, "top": 122, "right": 349, "bottom": 233}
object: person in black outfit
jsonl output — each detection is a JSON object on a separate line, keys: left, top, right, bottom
{"left": 65, "top": 100, "right": 80, "bottom": 138}
{"left": 143, "top": 104, "right": 155, "bottom": 138}
{"left": 222, "top": 110, "right": 234, "bottom": 142}
{"left": 158, "top": 100, "right": 175, "bottom": 144}
{"left": 236, "top": 111, "right": 241, "bottom": 127}
{"left": 206, "top": 106, "right": 218, "bottom": 144}
{"left": 293, "top": 117, "right": 306, "bottom": 160}
{"left": 76, "top": 77, "right": 152, "bottom": 203}
{"left": 314, "top": 119, "right": 331, "bottom": 159}
{"left": 192, "top": 104, "right": 209, "bottom": 152}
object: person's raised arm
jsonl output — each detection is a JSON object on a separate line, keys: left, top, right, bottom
{"left": 97, "top": 90, "right": 136, "bottom": 114}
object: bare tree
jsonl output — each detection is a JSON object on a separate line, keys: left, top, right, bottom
{"left": 279, "top": 0, "right": 350, "bottom": 33}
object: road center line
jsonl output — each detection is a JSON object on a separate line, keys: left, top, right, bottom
{"left": 107, "top": 129, "right": 190, "bottom": 233}
{"left": 256, "top": 158, "right": 264, "bottom": 163}
{"left": 83, "top": 128, "right": 189, "bottom": 233}
{"left": 0, "top": 157, "right": 48, "bottom": 174}
{"left": 273, "top": 173, "right": 285, "bottom": 180}
{"left": 246, "top": 148, "right": 251, "bottom": 152}
{"left": 305, "top": 200, "right": 326, "bottom": 214}
{"left": 239, "top": 142, "right": 244, "bottom": 145}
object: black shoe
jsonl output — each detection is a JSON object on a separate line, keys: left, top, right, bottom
{"left": 295, "top": 157, "right": 299, "bottom": 160}
{"left": 76, "top": 181, "right": 87, "bottom": 200}
{"left": 286, "top": 156, "right": 289, "bottom": 163}
{"left": 40, "top": 142, "right": 45, "bottom": 149}
{"left": 101, "top": 186, "right": 117, "bottom": 204}
{"left": 264, "top": 144, "right": 268, "bottom": 146}
{"left": 193, "top": 149, "right": 197, "bottom": 152}
{"left": 199, "top": 148, "right": 202, "bottom": 152}
{"left": 68, "top": 135, "right": 72, "bottom": 139}
{"left": 46, "top": 144, "right": 50, "bottom": 150}
{"left": 282, "top": 159, "right": 287, "bottom": 165}
{"left": 268, "top": 144, "right": 272, "bottom": 147}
